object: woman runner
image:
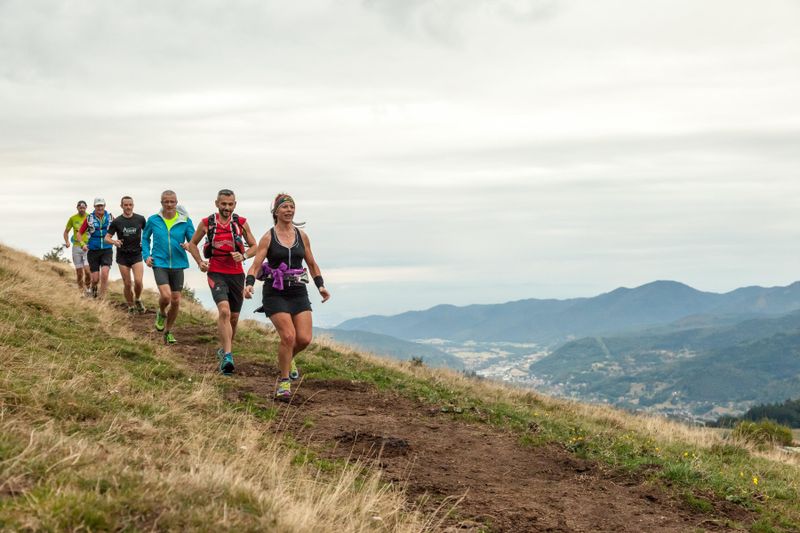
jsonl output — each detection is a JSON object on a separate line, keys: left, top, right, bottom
{"left": 244, "top": 193, "right": 330, "bottom": 401}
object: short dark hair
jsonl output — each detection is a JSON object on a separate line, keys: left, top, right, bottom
{"left": 77, "top": 200, "right": 87, "bottom": 207}
{"left": 120, "top": 196, "right": 133, "bottom": 203}
{"left": 218, "top": 189, "right": 235, "bottom": 198}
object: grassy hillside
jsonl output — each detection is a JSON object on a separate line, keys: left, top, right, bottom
{"left": 0, "top": 245, "right": 427, "bottom": 531}
{"left": 2, "top": 243, "right": 800, "bottom": 531}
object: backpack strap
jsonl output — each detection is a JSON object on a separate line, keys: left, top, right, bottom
{"left": 86, "top": 213, "right": 97, "bottom": 235}
{"left": 207, "top": 213, "right": 217, "bottom": 242}
{"left": 230, "top": 213, "right": 246, "bottom": 253}
{"left": 203, "top": 213, "right": 216, "bottom": 258}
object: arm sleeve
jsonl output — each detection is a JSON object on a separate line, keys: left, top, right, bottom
{"left": 107, "top": 219, "right": 117, "bottom": 237}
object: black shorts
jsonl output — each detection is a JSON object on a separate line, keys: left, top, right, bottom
{"left": 116, "top": 250, "right": 142, "bottom": 267}
{"left": 260, "top": 286, "right": 312, "bottom": 317}
{"left": 153, "top": 268, "right": 184, "bottom": 292}
{"left": 208, "top": 272, "right": 245, "bottom": 313}
{"left": 87, "top": 248, "right": 113, "bottom": 273}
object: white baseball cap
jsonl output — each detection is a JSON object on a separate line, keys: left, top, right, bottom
{"left": 93, "top": 197, "right": 106, "bottom": 206}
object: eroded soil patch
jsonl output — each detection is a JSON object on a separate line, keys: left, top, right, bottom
{"left": 122, "top": 305, "right": 749, "bottom": 532}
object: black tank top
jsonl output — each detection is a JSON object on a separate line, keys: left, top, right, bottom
{"left": 262, "top": 227, "right": 308, "bottom": 297}
{"left": 267, "top": 227, "right": 305, "bottom": 269}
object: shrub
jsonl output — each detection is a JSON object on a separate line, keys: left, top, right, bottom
{"left": 731, "top": 419, "right": 793, "bottom": 448}
{"left": 42, "top": 245, "right": 70, "bottom": 264}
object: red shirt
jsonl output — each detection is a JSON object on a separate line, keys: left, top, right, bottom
{"left": 203, "top": 215, "right": 247, "bottom": 275}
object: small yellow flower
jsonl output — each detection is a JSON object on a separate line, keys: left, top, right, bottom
{"left": 753, "top": 477, "right": 758, "bottom": 486}
{"left": 683, "top": 452, "right": 689, "bottom": 457}
{"left": 739, "top": 472, "right": 744, "bottom": 477}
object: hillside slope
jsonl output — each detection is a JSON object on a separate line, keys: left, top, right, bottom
{"left": 2, "top": 244, "right": 800, "bottom": 531}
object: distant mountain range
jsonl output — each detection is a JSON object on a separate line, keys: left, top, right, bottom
{"left": 337, "top": 281, "right": 800, "bottom": 344}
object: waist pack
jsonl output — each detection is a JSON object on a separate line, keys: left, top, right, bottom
{"left": 257, "top": 262, "right": 308, "bottom": 290}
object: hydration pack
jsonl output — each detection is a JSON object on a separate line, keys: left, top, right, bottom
{"left": 203, "top": 213, "right": 246, "bottom": 259}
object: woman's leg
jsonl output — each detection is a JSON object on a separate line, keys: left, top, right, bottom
{"left": 269, "top": 312, "right": 296, "bottom": 379}
{"left": 291, "top": 311, "right": 312, "bottom": 356}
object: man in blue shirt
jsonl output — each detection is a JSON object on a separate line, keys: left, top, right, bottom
{"left": 142, "top": 190, "right": 195, "bottom": 345}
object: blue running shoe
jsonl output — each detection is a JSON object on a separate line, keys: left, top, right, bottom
{"left": 220, "top": 352, "right": 234, "bottom": 375}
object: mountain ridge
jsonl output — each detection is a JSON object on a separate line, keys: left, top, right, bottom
{"left": 337, "top": 280, "right": 800, "bottom": 343}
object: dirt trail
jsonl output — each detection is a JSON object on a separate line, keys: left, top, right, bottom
{"left": 124, "top": 306, "right": 747, "bottom": 532}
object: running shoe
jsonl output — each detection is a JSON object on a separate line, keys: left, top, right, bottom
{"left": 135, "top": 300, "right": 146, "bottom": 314}
{"left": 155, "top": 311, "right": 166, "bottom": 332}
{"left": 164, "top": 331, "right": 177, "bottom": 345}
{"left": 91, "top": 286, "right": 98, "bottom": 299}
{"left": 83, "top": 287, "right": 93, "bottom": 298}
{"left": 219, "top": 351, "right": 234, "bottom": 375}
{"left": 289, "top": 359, "right": 300, "bottom": 381}
{"left": 127, "top": 306, "right": 137, "bottom": 315}
{"left": 275, "top": 379, "right": 292, "bottom": 401}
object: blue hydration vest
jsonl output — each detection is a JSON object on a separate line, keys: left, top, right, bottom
{"left": 85, "top": 211, "right": 113, "bottom": 251}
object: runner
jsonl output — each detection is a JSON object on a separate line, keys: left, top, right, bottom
{"left": 77, "top": 198, "right": 114, "bottom": 299}
{"left": 105, "top": 196, "right": 147, "bottom": 314}
{"left": 63, "top": 200, "right": 91, "bottom": 294}
{"left": 244, "top": 193, "right": 330, "bottom": 401}
{"left": 142, "top": 190, "right": 195, "bottom": 345}
{"left": 186, "top": 189, "right": 257, "bottom": 374}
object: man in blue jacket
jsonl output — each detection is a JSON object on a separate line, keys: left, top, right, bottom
{"left": 142, "top": 190, "right": 195, "bottom": 345}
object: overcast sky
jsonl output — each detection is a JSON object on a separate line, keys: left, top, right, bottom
{"left": 2, "top": 0, "right": 799, "bottom": 326}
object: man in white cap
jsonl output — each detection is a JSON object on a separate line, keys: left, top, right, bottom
{"left": 77, "top": 197, "right": 114, "bottom": 299}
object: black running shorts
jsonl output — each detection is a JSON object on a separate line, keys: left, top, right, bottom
{"left": 153, "top": 267, "right": 184, "bottom": 291}
{"left": 207, "top": 272, "right": 245, "bottom": 313}
{"left": 87, "top": 248, "right": 113, "bottom": 273}
{"left": 116, "top": 250, "right": 143, "bottom": 267}
{"left": 260, "top": 286, "right": 312, "bottom": 317}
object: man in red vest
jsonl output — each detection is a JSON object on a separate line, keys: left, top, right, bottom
{"left": 187, "top": 189, "right": 257, "bottom": 374}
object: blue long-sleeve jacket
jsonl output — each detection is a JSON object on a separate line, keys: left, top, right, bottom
{"left": 142, "top": 208, "right": 195, "bottom": 269}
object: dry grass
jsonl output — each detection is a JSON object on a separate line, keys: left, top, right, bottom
{"left": 0, "top": 244, "right": 429, "bottom": 532}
